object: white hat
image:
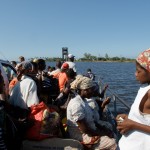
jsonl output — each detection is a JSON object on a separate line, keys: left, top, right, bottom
{"left": 68, "top": 54, "right": 75, "bottom": 58}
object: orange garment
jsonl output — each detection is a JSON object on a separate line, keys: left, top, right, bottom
{"left": 53, "top": 72, "right": 68, "bottom": 92}
{"left": 9, "top": 77, "right": 18, "bottom": 90}
{"left": 53, "top": 72, "right": 60, "bottom": 79}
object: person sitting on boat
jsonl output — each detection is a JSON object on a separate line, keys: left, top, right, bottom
{"left": 71, "top": 76, "right": 114, "bottom": 136}
{"left": 0, "top": 71, "right": 8, "bottom": 150}
{"left": 65, "top": 53, "right": 77, "bottom": 74}
{"left": 19, "top": 56, "right": 25, "bottom": 63}
{"left": 53, "top": 62, "right": 69, "bottom": 93}
{"left": 9, "top": 61, "right": 39, "bottom": 109}
{"left": 9, "top": 61, "right": 39, "bottom": 96}
{"left": 55, "top": 68, "right": 76, "bottom": 110}
{"left": 49, "top": 60, "right": 62, "bottom": 76}
{"left": 84, "top": 68, "right": 95, "bottom": 81}
{"left": 0, "top": 69, "right": 6, "bottom": 101}
{"left": 116, "top": 48, "right": 150, "bottom": 150}
{"left": 7, "top": 61, "right": 40, "bottom": 149}
{"left": 35, "top": 59, "right": 59, "bottom": 103}
{"left": 67, "top": 76, "right": 117, "bottom": 150}
{"left": 92, "top": 82, "right": 108, "bottom": 98}
{"left": 10, "top": 61, "right": 17, "bottom": 80}
{"left": 15, "top": 56, "right": 26, "bottom": 73}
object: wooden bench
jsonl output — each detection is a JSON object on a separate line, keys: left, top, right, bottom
{"left": 22, "top": 138, "right": 84, "bottom": 150}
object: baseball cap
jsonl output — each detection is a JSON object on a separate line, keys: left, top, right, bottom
{"left": 68, "top": 54, "right": 75, "bottom": 59}
{"left": 61, "top": 63, "right": 69, "bottom": 70}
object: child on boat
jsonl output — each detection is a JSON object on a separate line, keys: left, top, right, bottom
{"left": 116, "top": 48, "right": 150, "bottom": 150}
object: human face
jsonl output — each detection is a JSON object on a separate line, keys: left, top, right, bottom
{"left": 81, "top": 87, "right": 94, "bottom": 99}
{"left": 135, "top": 62, "right": 150, "bottom": 84}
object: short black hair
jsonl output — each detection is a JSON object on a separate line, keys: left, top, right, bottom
{"left": 87, "top": 68, "right": 91, "bottom": 72}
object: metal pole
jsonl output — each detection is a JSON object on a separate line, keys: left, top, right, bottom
{"left": 113, "top": 95, "right": 117, "bottom": 117}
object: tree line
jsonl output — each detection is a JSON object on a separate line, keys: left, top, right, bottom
{"left": 30, "top": 53, "right": 135, "bottom": 62}
{"left": 78, "top": 53, "right": 135, "bottom": 62}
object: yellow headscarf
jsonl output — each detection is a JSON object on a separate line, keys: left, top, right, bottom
{"left": 71, "top": 75, "right": 94, "bottom": 90}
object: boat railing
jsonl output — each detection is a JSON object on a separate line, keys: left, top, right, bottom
{"left": 95, "top": 75, "right": 131, "bottom": 141}
{"left": 95, "top": 75, "right": 130, "bottom": 117}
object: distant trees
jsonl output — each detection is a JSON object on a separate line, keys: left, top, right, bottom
{"left": 30, "top": 52, "right": 135, "bottom": 62}
{"left": 78, "top": 53, "right": 135, "bottom": 62}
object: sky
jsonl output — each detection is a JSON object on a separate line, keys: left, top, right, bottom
{"left": 0, "top": 0, "right": 150, "bottom": 61}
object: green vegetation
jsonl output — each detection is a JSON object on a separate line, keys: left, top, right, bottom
{"left": 78, "top": 53, "right": 135, "bottom": 62}
{"left": 30, "top": 53, "right": 135, "bottom": 62}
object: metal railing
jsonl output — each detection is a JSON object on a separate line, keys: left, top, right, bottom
{"left": 95, "top": 76, "right": 131, "bottom": 141}
{"left": 96, "top": 75, "right": 130, "bottom": 117}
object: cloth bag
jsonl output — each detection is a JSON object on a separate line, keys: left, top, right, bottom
{"left": 26, "top": 101, "right": 62, "bottom": 140}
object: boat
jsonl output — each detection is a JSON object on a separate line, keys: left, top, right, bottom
{"left": 0, "top": 57, "right": 131, "bottom": 150}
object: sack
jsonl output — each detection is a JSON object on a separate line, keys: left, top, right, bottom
{"left": 81, "top": 134, "right": 100, "bottom": 145}
{"left": 26, "top": 102, "right": 62, "bottom": 140}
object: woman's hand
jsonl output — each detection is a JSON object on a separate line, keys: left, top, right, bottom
{"left": 116, "top": 114, "right": 128, "bottom": 122}
{"left": 116, "top": 117, "right": 134, "bottom": 135}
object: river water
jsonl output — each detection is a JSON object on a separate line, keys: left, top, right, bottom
{"left": 47, "top": 61, "right": 141, "bottom": 114}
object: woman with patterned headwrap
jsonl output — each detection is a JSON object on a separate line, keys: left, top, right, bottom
{"left": 67, "top": 76, "right": 117, "bottom": 150}
{"left": 116, "top": 48, "right": 150, "bottom": 150}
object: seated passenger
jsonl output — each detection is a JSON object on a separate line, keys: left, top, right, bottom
{"left": 9, "top": 61, "right": 39, "bottom": 110}
{"left": 49, "top": 60, "right": 62, "bottom": 76}
{"left": 10, "top": 61, "right": 17, "bottom": 80}
{"left": 65, "top": 53, "right": 77, "bottom": 74}
{"left": 36, "top": 59, "right": 59, "bottom": 103}
{"left": 67, "top": 76, "right": 117, "bottom": 150}
{"left": 84, "top": 68, "right": 95, "bottom": 81}
{"left": 55, "top": 68, "right": 76, "bottom": 109}
{"left": 0, "top": 69, "right": 7, "bottom": 150}
{"left": 0, "top": 69, "right": 6, "bottom": 100}
{"left": 53, "top": 63, "right": 69, "bottom": 92}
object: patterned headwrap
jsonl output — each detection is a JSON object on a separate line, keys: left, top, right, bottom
{"left": 136, "top": 48, "right": 150, "bottom": 72}
{"left": 71, "top": 75, "right": 94, "bottom": 90}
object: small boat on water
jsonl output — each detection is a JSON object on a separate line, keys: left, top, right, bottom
{"left": 0, "top": 56, "right": 130, "bottom": 150}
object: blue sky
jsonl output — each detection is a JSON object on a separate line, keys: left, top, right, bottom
{"left": 0, "top": 0, "right": 150, "bottom": 61}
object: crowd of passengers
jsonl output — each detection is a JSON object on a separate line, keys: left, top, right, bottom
{"left": 0, "top": 54, "right": 119, "bottom": 150}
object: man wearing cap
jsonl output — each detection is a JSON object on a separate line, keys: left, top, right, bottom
{"left": 66, "top": 53, "right": 77, "bottom": 74}
{"left": 53, "top": 62, "right": 69, "bottom": 92}
{"left": 9, "top": 61, "right": 39, "bottom": 110}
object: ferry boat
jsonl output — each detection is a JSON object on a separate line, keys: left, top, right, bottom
{"left": 0, "top": 57, "right": 130, "bottom": 150}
